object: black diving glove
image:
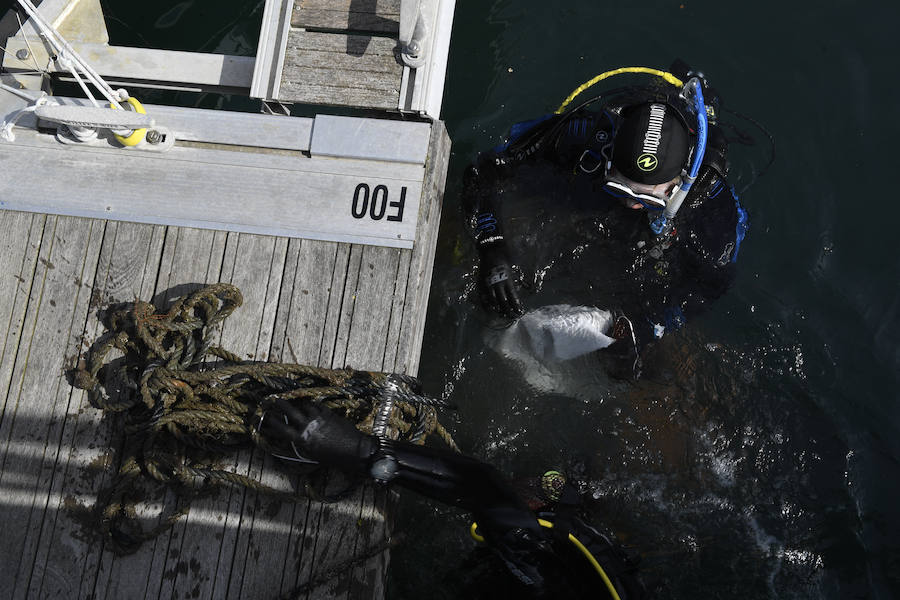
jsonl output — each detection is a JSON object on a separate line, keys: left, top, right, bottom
{"left": 478, "top": 242, "right": 523, "bottom": 317}
{"left": 263, "top": 399, "right": 376, "bottom": 474}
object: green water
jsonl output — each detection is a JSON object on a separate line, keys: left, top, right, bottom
{"left": 95, "top": 1, "right": 900, "bottom": 597}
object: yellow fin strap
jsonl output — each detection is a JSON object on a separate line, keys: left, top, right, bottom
{"left": 470, "top": 522, "right": 485, "bottom": 543}
{"left": 111, "top": 96, "right": 148, "bottom": 147}
{"left": 555, "top": 67, "right": 684, "bottom": 114}
{"left": 469, "top": 519, "right": 624, "bottom": 600}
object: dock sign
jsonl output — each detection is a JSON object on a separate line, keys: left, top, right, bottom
{"left": 0, "top": 113, "right": 432, "bottom": 249}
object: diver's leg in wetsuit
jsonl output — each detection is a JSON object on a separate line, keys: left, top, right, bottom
{"left": 262, "top": 399, "right": 540, "bottom": 535}
{"left": 261, "top": 399, "right": 553, "bottom": 588}
{"left": 262, "top": 398, "right": 645, "bottom": 598}
{"left": 370, "top": 438, "right": 556, "bottom": 591}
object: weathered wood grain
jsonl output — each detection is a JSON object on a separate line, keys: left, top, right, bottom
{"left": 93, "top": 226, "right": 228, "bottom": 600}
{"left": 0, "top": 215, "right": 105, "bottom": 600}
{"left": 283, "top": 239, "right": 346, "bottom": 366}
{"left": 286, "top": 29, "right": 401, "bottom": 67}
{"left": 381, "top": 249, "right": 411, "bottom": 371}
{"left": 293, "top": 0, "right": 401, "bottom": 34}
{"left": 0, "top": 211, "right": 45, "bottom": 428}
{"left": 344, "top": 485, "right": 392, "bottom": 600}
{"left": 329, "top": 244, "right": 364, "bottom": 369}
{"left": 261, "top": 238, "right": 338, "bottom": 600}
{"left": 279, "top": 30, "right": 403, "bottom": 109}
{"left": 287, "top": 242, "right": 397, "bottom": 599}
{"left": 270, "top": 238, "right": 304, "bottom": 364}
{"left": 165, "top": 232, "right": 289, "bottom": 600}
{"left": 229, "top": 237, "right": 352, "bottom": 600}
{"left": 27, "top": 221, "right": 165, "bottom": 600}
{"left": 342, "top": 245, "right": 404, "bottom": 369}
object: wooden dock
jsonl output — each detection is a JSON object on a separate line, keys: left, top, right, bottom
{"left": 0, "top": 0, "right": 454, "bottom": 598}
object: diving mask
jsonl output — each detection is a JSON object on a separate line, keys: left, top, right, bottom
{"left": 602, "top": 169, "right": 680, "bottom": 210}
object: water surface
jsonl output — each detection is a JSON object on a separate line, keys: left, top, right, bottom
{"left": 397, "top": 1, "right": 900, "bottom": 598}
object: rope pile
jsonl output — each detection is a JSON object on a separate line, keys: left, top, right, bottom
{"left": 72, "top": 283, "right": 457, "bottom": 553}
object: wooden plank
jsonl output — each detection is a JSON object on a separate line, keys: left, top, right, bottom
{"left": 345, "top": 486, "right": 392, "bottom": 599}
{"left": 94, "top": 226, "right": 228, "bottom": 600}
{"left": 286, "top": 30, "right": 402, "bottom": 75}
{"left": 279, "top": 30, "right": 402, "bottom": 109}
{"left": 166, "top": 232, "right": 289, "bottom": 600}
{"left": 269, "top": 238, "right": 301, "bottom": 362}
{"left": 154, "top": 227, "right": 230, "bottom": 308}
{"left": 21, "top": 221, "right": 165, "bottom": 600}
{"left": 293, "top": 0, "right": 401, "bottom": 34}
{"left": 329, "top": 245, "right": 365, "bottom": 369}
{"left": 288, "top": 242, "right": 397, "bottom": 598}
{"left": 381, "top": 250, "right": 411, "bottom": 371}
{"left": 0, "top": 211, "right": 45, "bottom": 426}
{"left": 287, "top": 239, "right": 346, "bottom": 365}
{"left": 0, "top": 215, "right": 105, "bottom": 600}
{"left": 317, "top": 243, "right": 354, "bottom": 368}
{"left": 395, "top": 121, "right": 450, "bottom": 374}
{"left": 143, "top": 227, "right": 231, "bottom": 600}
{"left": 294, "top": 488, "right": 370, "bottom": 599}
{"left": 223, "top": 452, "right": 310, "bottom": 600}
{"left": 78, "top": 222, "right": 166, "bottom": 599}
{"left": 343, "top": 245, "right": 404, "bottom": 369}
{"left": 227, "top": 237, "right": 348, "bottom": 600}
{"left": 259, "top": 237, "right": 394, "bottom": 599}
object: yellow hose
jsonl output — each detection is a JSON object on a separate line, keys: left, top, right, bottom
{"left": 555, "top": 67, "right": 684, "bottom": 114}
{"left": 469, "top": 519, "right": 624, "bottom": 600}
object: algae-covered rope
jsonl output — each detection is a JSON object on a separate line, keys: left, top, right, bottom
{"left": 73, "top": 283, "right": 457, "bottom": 554}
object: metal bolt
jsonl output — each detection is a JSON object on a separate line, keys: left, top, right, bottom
{"left": 15, "top": 49, "right": 29, "bottom": 60}
{"left": 145, "top": 130, "right": 163, "bottom": 145}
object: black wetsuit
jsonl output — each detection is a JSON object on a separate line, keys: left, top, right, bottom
{"left": 463, "top": 92, "right": 749, "bottom": 345}
{"left": 265, "top": 400, "right": 644, "bottom": 599}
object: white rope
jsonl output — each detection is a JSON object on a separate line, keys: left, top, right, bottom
{"left": 14, "top": 9, "right": 46, "bottom": 80}
{"left": 17, "top": 0, "right": 119, "bottom": 102}
{"left": 14, "top": 0, "right": 125, "bottom": 108}
{"left": 0, "top": 98, "right": 48, "bottom": 142}
{"left": 67, "top": 63, "right": 98, "bottom": 105}
{"left": 0, "top": 81, "right": 41, "bottom": 101}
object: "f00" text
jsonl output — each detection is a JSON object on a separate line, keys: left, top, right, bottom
{"left": 351, "top": 184, "right": 406, "bottom": 222}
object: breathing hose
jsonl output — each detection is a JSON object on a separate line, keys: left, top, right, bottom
{"left": 556, "top": 67, "right": 683, "bottom": 114}
{"left": 469, "top": 519, "right": 623, "bottom": 600}
{"left": 651, "top": 76, "right": 708, "bottom": 234}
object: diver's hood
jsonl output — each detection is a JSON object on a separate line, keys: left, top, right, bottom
{"left": 612, "top": 102, "right": 690, "bottom": 185}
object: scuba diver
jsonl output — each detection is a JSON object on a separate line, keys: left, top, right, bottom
{"left": 463, "top": 61, "right": 750, "bottom": 378}
{"left": 261, "top": 398, "right": 646, "bottom": 599}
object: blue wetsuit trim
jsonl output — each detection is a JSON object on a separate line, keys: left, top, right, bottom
{"left": 732, "top": 190, "right": 748, "bottom": 263}
{"left": 494, "top": 114, "right": 555, "bottom": 152}
{"left": 475, "top": 213, "right": 499, "bottom": 235}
